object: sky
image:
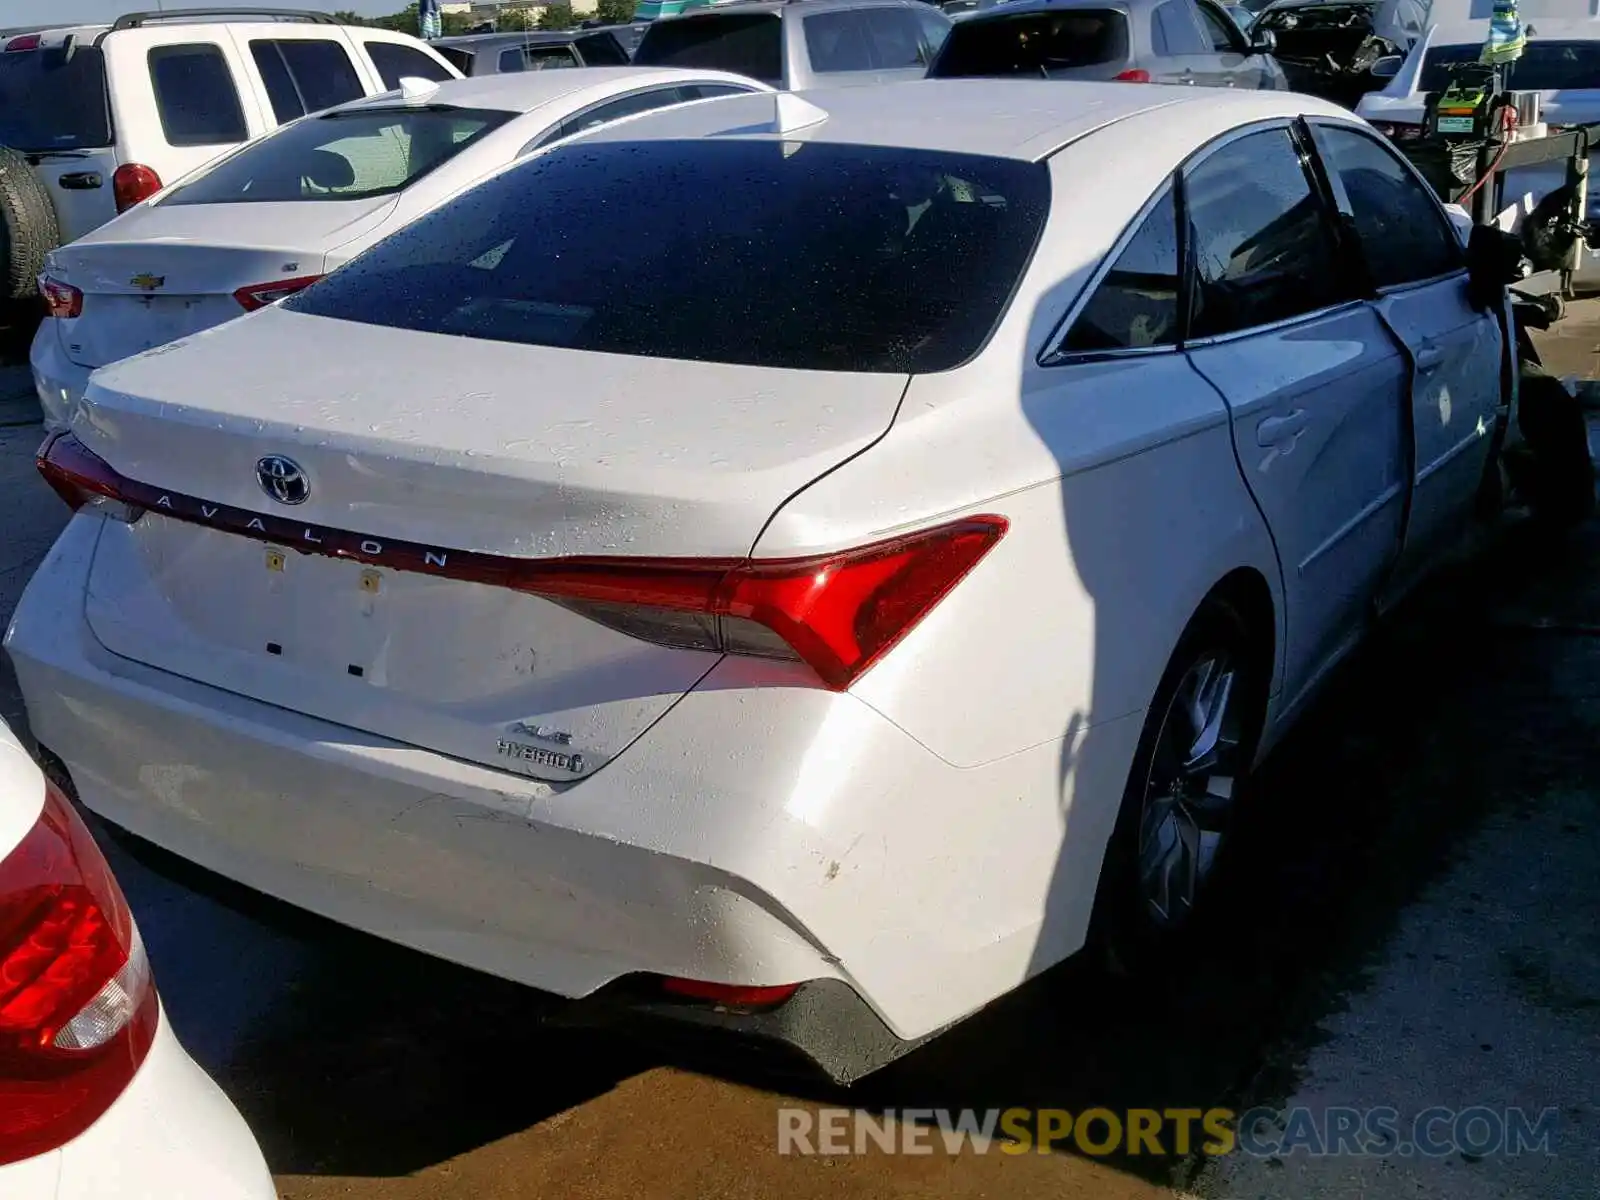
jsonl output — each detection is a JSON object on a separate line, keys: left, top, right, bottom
{"left": 4, "top": 0, "right": 403, "bottom": 26}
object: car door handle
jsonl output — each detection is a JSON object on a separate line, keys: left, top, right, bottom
{"left": 56, "top": 171, "right": 103, "bottom": 190}
{"left": 1415, "top": 345, "right": 1445, "bottom": 370}
{"left": 1256, "top": 410, "right": 1308, "bottom": 446}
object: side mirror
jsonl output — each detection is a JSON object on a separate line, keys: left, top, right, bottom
{"left": 1370, "top": 54, "right": 1403, "bottom": 78}
{"left": 1249, "top": 28, "right": 1277, "bottom": 54}
{"left": 1466, "top": 224, "right": 1526, "bottom": 310}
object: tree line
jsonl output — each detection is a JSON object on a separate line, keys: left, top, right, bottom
{"left": 330, "top": 0, "right": 638, "bottom": 34}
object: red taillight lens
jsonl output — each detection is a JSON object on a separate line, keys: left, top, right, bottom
{"left": 112, "top": 164, "right": 163, "bottom": 214}
{"left": 1113, "top": 69, "right": 1151, "bottom": 82}
{"left": 36, "top": 432, "right": 145, "bottom": 523}
{"left": 660, "top": 978, "right": 799, "bottom": 1008}
{"left": 38, "top": 276, "right": 82, "bottom": 320}
{"left": 530, "top": 517, "right": 1009, "bottom": 689}
{"left": 0, "top": 780, "right": 157, "bottom": 1166}
{"left": 5, "top": 35, "right": 41, "bottom": 52}
{"left": 234, "top": 275, "right": 325, "bottom": 312}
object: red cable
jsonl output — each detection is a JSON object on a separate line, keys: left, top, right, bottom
{"left": 1458, "top": 105, "right": 1520, "bottom": 204}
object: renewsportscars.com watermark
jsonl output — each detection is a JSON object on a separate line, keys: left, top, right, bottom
{"left": 777, "top": 1106, "right": 1560, "bottom": 1159}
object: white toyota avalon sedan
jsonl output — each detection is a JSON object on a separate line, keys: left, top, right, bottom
{"left": 30, "top": 67, "right": 769, "bottom": 433}
{"left": 8, "top": 81, "right": 1508, "bottom": 1082}
{"left": 0, "top": 720, "right": 273, "bottom": 1198}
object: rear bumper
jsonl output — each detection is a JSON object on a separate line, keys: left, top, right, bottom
{"left": 7, "top": 516, "right": 1130, "bottom": 1075}
{"left": 29, "top": 320, "right": 88, "bottom": 434}
{"left": 0, "top": 1006, "right": 275, "bottom": 1200}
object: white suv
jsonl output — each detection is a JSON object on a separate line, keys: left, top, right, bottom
{"left": 0, "top": 7, "right": 459, "bottom": 305}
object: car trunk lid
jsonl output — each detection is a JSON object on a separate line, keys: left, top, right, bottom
{"left": 47, "top": 198, "right": 397, "bottom": 369}
{"left": 74, "top": 307, "right": 907, "bottom": 780}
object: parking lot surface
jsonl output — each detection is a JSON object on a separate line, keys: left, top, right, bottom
{"left": 2, "top": 312, "right": 1596, "bottom": 1198}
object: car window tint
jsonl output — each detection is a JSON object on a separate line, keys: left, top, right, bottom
{"left": 1060, "top": 186, "right": 1180, "bottom": 354}
{"left": 916, "top": 6, "right": 953, "bottom": 58}
{"left": 1185, "top": 127, "right": 1347, "bottom": 338}
{"left": 1422, "top": 39, "right": 1600, "bottom": 91}
{"left": 806, "top": 11, "right": 877, "bottom": 72}
{"left": 147, "top": 44, "right": 247, "bottom": 147}
{"left": 365, "top": 41, "right": 454, "bottom": 88}
{"left": 1315, "top": 125, "right": 1462, "bottom": 287}
{"left": 501, "top": 45, "right": 580, "bottom": 71}
{"left": 285, "top": 140, "right": 1051, "bottom": 374}
{"left": 163, "top": 107, "right": 511, "bottom": 205}
{"left": 861, "top": 7, "right": 927, "bottom": 67}
{"left": 574, "top": 32, "right": 633, "bottom": 65}
{"left": 633, "top": 14, "right": 784, "bottom": 83}
{"left": 558, "top": 88, "right": 685, "bottom": 139}
{"left": 1152, "top": 0, "right": 1208, "bottom": 54}
{"left": 437, "top": 46, "right": 475, "bottom": 74}
{"left": 678, "top": 83, "right": 753, "bottom": 99}
{"left": 931, "top": 10, "right": 1130, "bottom": 75}
{"left": 250, "top": 39, "right": 365, "bottom": 121}
{"left": 1196, "top": 3, "right": 1238, "bottom": 51}
{"left": 0, "top": 44, "right": 112, "bottom": 151}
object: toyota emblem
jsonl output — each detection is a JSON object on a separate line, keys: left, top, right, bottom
{"left": 256, "top": 455, "right": 310, "bottom": 506}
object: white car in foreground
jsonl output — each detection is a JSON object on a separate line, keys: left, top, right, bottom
{"left": 0, "top": 720, "right": 272, "bottom": 1199}
{"left": 1358, "top": 18, "right": 1600, "bottom": 287}
{"left": 30, "top": 67, "right": 770, "bottom": 432}
{"left": 8, "top": 81, "right": 1508, "bottom": 1082}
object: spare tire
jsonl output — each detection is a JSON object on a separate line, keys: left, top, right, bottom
{"left": 0, "top": 145, "right": 62, "bottom": 301}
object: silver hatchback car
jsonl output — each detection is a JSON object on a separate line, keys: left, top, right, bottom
{"left": 929, "top": 0, "right": 1287, "bottom": 89}
{"left": 632, "top": 0, "right": 953, "bottom": 88}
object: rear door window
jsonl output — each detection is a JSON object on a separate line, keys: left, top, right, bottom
{"left": 0, "top": 44, "right": 111, "bottom": 151}
{"left": 806, "top": 11, "right": 877, "bottom": 72}
{"left": 861, "top": 7, "right": 928, "bottom": 67}
{"left": 930, "top": 11, "right": 1131, "bottom": 75}
{"left": 557, "top": 87, "right": 691, "bottom": 139}
{"left": 250, "top": 39, "right": 366, "bottom": 122}
{"left": 915, "top": 6, "right": 953, "bottom": 58}
{"left": 1196, "top": 1, "right": 1241, "bottom": 50}
{"left": 148, "top": 44, "right": 248, "bottom": 147}
{"left": 1152, "top": 0, "right": 1210, "bottom": 54}
{"left": 365, "top": 41, "right": 455, "bottom": 88}
{"left": 1184, "top": 127, "right": 1351, "bottom": 338}
{"left": 632, "top": 14, "right": 784, "bottom": 83}
{"left": 573, "top": 32, "right": 633, "bottom": 65}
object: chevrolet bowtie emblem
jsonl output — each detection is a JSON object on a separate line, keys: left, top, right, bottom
{"left": 130, "top": 273, "right": 165, "bottom": 292}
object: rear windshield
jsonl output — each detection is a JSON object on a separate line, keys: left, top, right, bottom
{"left": 0, "top": 45, "right": 111, "bottom": 151}
{"left": 161, "top": 107, "right": 511, "bottom": 206}
{"left": 284, "top": 139, "right": 1051, "bottom": 374}
{"left": 929, "top": 10, "right": 1130, "bottom": 76}
{"left": 632, "top": 13, "right": 784, "bottom": 82}
{"left": 1421, "top": 40, "right": 1600, "bottom": 91}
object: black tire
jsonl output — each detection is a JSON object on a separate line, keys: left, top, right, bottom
{"left": 0, "top": 144, "right": 61, "bottom": 301}
{"left": 1089, "top": 597, "right": 1267, "bottom": 977}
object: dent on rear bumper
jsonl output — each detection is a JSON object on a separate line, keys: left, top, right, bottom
{"left": 6, "top": 516, "right": 1141, "bottom": 1043}
{"left": 28, "top": 321, "right": 89, "bottom": 433}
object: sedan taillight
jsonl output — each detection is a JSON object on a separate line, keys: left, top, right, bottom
{"left": 0, "top": 779, "right": 158, "bottom": 1165}
{"left": 234, "top": 275, "right": 325, "bottom": 312}
{"left": 1113, "top": 69, "right": 1151, "bottom": 82}
{"left": 39, "top": 275, "right": 82, "bottom": 320}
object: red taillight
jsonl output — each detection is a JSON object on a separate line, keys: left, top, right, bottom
{"left": 38, "top": 276, "right": 82, "bottom": 320}
{"left": 660, "top": 978, "right": 800, "bottom": 1008}
{"left": 112, "top": 164, "right": 163, "bottom": 214}
{"left": 5, "top": 35, "right": 41, "bottom": 52}
{"left": 36, "top": 432, "right": 145, "bottom": 523}
{"left": 526, "top": 517, "right": 1009, "bottom": 689}
{"left": 0, "top": 780, "right": 158, "bottom": 1166}
{"left": 1113, "top": 69, "right": 1151, "bottom": 82}
{"left": 234, "top": 275, "right": 325, "bottom": 312}
{"left": 34, "top": 433, "right": 1007, "bottom": 689}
